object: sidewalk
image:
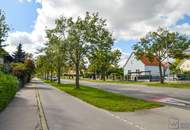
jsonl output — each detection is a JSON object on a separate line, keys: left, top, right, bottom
{"left": 0, "top": 82, "right": 41, "bottom": 130}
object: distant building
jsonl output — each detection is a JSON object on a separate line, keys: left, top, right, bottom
{"left": 0, "top": 48, "right": 13, "bottom": 72}
{"left": 0, "top": 56, "right": 3, "bottom": 65}
{"left": 178, "top": 48, "right": 190, "bottom": 72}
{"left": 123, "top": 52, "right": 169, "bottom": 81}
{"left": 179, "top": 59, "right": 190, "bottom": 72}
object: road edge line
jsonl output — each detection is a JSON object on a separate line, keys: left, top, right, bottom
{"left": 35, "top": 86, "right": 49, "bottom": 130}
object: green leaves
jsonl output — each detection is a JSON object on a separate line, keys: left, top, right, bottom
{"left": 36, "top": 12, "right": 115, "bottom": 86}
{"left": 133, "top": 28, "right": 190, "bottom": 61}
{"left": 133, "top": 27, "right": 190, "bottom": 83}
{"left": 0, "top": 9, "right": 9, "bottom": 47}
{"left": 12, "top": 43, "right": 26, "bottom": 62}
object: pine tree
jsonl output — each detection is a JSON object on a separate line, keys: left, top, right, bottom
{"left": 13, "top": 43, "right": 26, "bottom": 62}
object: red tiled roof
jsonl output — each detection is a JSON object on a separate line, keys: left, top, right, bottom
{"left": 140, "top": 55, "right": 160, "bottom": 66}
{"left": 140, "top": 55, "right": 168, "bottom": 69}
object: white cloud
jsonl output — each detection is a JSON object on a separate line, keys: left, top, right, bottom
{"left": 112, "top": 48, "right": 129, "bottom": 67}
{"left": 7, "top": 0, "right": 190, "bottom": 57}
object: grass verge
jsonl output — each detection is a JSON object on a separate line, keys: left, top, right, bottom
{"left": 44, "top": 80, "right": 162, "bottom": 112}
{"left": 82, "top": 79, "right": 190, "bottom": 89}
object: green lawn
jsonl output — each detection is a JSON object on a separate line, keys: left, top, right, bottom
{"left": 44, "top": 80, "right": 161, "bottom": 112}
{"left": 82, "top": 79, "right": 190, "bottom": 89}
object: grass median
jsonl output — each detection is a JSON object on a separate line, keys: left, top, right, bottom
{"left": 44, "top": 80, "right": 162, "bottom": 112}
{"left": 82, "top": 79, "right": 190, "bottom": 89}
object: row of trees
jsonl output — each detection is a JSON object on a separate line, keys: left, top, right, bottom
{"left": 36, "top": 12, "right": 122, "bottom": 88}
{"left": 0, "top": 9, "right": 35, "bottom": 87}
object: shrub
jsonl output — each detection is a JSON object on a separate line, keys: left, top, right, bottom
{"left": 0, "top": 71, "right": 18, "bottom": 111}
{"left": 11, "top": 60, "right": 35, "bottom": 88}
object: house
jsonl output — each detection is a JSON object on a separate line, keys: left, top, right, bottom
{"left": 123, "top": 52, "right": 169, "bottom": 81}
{"left": 178, "top": 48, "right": 190, "bottom": 72}
{"left": 178, "top": 59, "right": 190, "bottom": 72}
{"left": 0, "top": 48, "right": 13, "bottom": 72}
{"left": 0, "top": 56, "right": 3, "bottom": 65}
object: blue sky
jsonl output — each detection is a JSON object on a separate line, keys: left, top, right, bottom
{"left": 176, "top": 15, "right": 190, "bottom": 25}
{"left": 1, "top": 0, "right": 190, "bottom": 63}
{"left": 0, "top": 0, "right": 40, "bottom": 32}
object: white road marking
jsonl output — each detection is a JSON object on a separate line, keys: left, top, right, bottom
{"left": 105, "top": 112, "right": 147, "bottom": 130}
{"left": 152, "top": 97, "right": 190, "bottom": 107}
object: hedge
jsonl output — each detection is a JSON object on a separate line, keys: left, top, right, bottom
{"left": 0, "top": 71, "right": 18, "bottom": 111}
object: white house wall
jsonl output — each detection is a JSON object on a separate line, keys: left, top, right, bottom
{"left": 145, "top": 66, "right": 160, "bottom": 76}
{"left": 145, "top": 66, "right": 169, "bottom": 76}
{"left": 179, "top": 59, "right": 190, "bottom": 72}
{"left": 0, "top": 58, "right": 4, "bottom": 65}
{"left": 124, "top": 54, "right": 145, "bottom": 75}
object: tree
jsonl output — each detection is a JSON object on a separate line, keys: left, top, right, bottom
{"left": 35, "top": 55, "right": 50, "bottom": 80}
{"left": 35, "top": 12, "right": 114, "bottom": 88}
{"left": 67, "top": 12, "right": 114, "bottom": 88}
{"left": 88, "top": 49, "right": 121, "bottom": 81}
{"left": 0, "top": 9, "right": 9, "bottom": 48}
{"left": 133, "top": 28, "right": 190, "bottom": 83}
{"left": 45, "top": 17, "right": 67, "bottom": 84}
{"left": 13, "top": 43, "right": 26, "bottom": 62}
{"left": 169, "top": 58, "right": 182, "bottom": 74}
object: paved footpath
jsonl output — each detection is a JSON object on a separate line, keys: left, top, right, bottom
{"left": 1, "top": 79, "right": 190, "bottom": 130}
{"left": 0, "top": 82, "right": 41, "bottom": 130}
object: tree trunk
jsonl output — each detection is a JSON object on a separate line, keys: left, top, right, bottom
{"left": 50, "top": 70, "right": 53, "bottom": 82}
{"left": 159, "top": 61, "right": 164, "bottom": 83}
{"left": 75, "top": 62, "right": 80, "bottom": 89}
{"left": 101, "top": 72, "right": 106, "bottom": 81}
{"left": 57, "top": 66, "right": 61, "bottom": 84}
{"left": 92, "top": 71, "right": 96, "bottom": 80}
{"left": 44, "top": 72, "right": 47, "bottom": 80}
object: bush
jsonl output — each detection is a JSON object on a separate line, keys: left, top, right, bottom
{"left": 11, "top": 60, "right": 35, "bottom": 88}
{"left": 0, "top": 71, "right": 18, "bottom": 111}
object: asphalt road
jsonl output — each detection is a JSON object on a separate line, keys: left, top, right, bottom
{"left": 62, "top": 79, "right": 190, "bottom": 108}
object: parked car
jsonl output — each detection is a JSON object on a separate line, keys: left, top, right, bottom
{"left": 52, "top": 76, "right": 58, "bottom": 81}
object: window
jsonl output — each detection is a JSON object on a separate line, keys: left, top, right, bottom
{"left": 0, "top": 58, "right": 3, "bottom": 65}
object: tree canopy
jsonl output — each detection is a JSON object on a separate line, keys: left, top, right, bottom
{"left": 36, "top": 12, "right": 118, "bottom": 88}
{"left": 12, "top": 43, "right": 26, "bottom": 62}
{"left": 133, "top": 28, "right": 190, "bottom": 83}
{"left": 0, "top": 9, "right": 9, "bottom": 48}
